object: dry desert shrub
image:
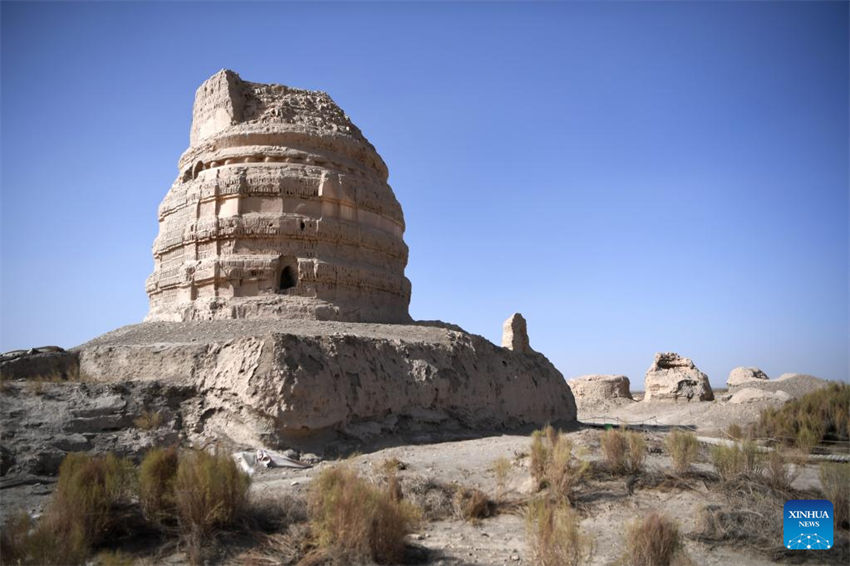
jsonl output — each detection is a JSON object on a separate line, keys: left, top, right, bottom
{"left": 624, "top": 511, "right": 681, "bottom": 566}
{"left": 175, "top": 448, "right": 251, "bottom": 563}
{"left": 0, "top": 452, "right": 135, "bottom": 564}
{"left": 0, "top": 510, "right": 41, "bottom": 565}
{"left": 530, "top": 425, "right": 588, "bottom": 502}
{"left": 530, "top": 427, "right": 550, "bottom": 483}
{"left": 627, "top": 431, "right": 647, "bottom": 473}
{"left": 308, "top": 465, "right": 421, "bottom": 564}
{"left": 492, "top": 456, "right": 511, "bottom": 499}
{"left": 601, "top": 428, "right": 628, "bottom": 474}
{"left": 139, "top": 446, "right": 179, "bottom": 524}
{"left": 762, "top": 448, "right": 801, "bottom": 491}
{"left": 695, "top": 479, "right": 787, "bottom": 555}
{"left": 380, "top": 457, "right": 404, "bottom": 503}
{"left": 695, "top": 502, "right": 771, "bottom": 547}
{"left": 248, "top": 492, "right": 308, "bottom": 533}
{"left": 726, "top": 423, "right": 743, "bottom": 441}
{"left": 665, "top": 429, "right": 699, "bottom": 474}
{"left": 399, "top": 475, "right": 455, "bottom": 521}
{"left": 453, "top": 486, "right": 495, "bottom": 522}
{"left": 820, "top": 462, "right": 850, "bottom": 530}
{"left": 49, "top": 452, "right": 135, "bottom": 554}
{"left": 525, "top": 497, "right": 591, "bottom": 566}
{"left": 134, "top": 409, "right": 164, "bottom": 430}
{"left": 93, "top": 550, "right": 136, "bottom": 565}
{"left": 601, "top": 428, "right": 648, "bottom": 475}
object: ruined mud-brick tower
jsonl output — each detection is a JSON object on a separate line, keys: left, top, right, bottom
{"left": 146, "top": 70, "right": 411, "bottom": 322}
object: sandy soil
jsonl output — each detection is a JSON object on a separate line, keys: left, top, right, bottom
{"left": 237, "top": 428, "right": 845, "bottom": 566}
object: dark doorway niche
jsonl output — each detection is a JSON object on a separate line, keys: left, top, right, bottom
{"left": 279, "top": 265, "right": 297, "bottom": 291}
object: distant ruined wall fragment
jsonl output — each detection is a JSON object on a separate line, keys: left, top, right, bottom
{"left": 502, "top": 313, "right": 531, "bottom": 353}
{"left": 146, "top": 70, "right": 411, "bottom": 323}
{"left": 568, "top": 374, "right": 632, "bottom": 403}
{"left": 643, "top": 352, "right": 713, "bottom": 402}
{"left": 726, "top": 366, "right": 769, "bottom": 388}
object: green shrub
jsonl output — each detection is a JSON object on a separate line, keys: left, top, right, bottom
{"left": 711, "top": 441, "right": 763, "bottom": 482}
{"left": 308, "top": 466, "right": 421, "bottom": 564}
{"left": 820, "top": 462, "right": 850, "bottom": 530}
{"left": 624, "top": 511, "right": 681, "bottom": 566}
{"left": 526, "top": 498, "right": 591, "bottom": 566}
{"left": 711, "top": 444, "right": 742, "bottom": 482}
{"left": 139, "top": 446, "right": 179, "bottom": 523}
{"left": 665, "top": 429, "right": 699, "bottom": 474}
{"left": 753, "top": 382, "right": 850, "bottom": 449}
{"left": 796, "top": 425, "right": 820, "bottom": 454}
{"left": 175, "top": 449, "right": 250, "bottom": 563}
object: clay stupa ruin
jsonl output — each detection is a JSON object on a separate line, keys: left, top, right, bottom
{"left": 146, "top": 70, "right": 410, "bottom": 323}
{"left": 72, "top": 71, "right": 577, "bottom": 447}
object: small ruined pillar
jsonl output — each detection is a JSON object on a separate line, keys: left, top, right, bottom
{"left": 502, "top": 313, "right": 531, "bottom": 353}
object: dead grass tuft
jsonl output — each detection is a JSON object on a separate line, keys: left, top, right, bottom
{"left": 696, "top": 474, "right": 796, "bottom": 556}
{"left": 491, "top": 456, "right": 511, "bottom": 499}
{"left": 665, "top": 429, "right": 699, "bottom": 475}
{"left": 820, "top": 462, "right": 850, "bottom": 530}
{"left": 627, "top": 431, "right": 647, "bottom": 473}
{"left": 600, "top": 428, "right": 647, "bottom": 475}
{"left": 399, "top": 476, "right": 455, "bottom": 520}
{"left": 624, "top": 511, "right": 681, "bottom": 566}
{"left": 453, "top": 487, "right": 495, "bottom": 522}
{"left": 308, "top": 465, "right": 421, "bottom": 564}
{"left": 134, "top": 410, "right": 164, "bottom": 430}
{"left": 762, "top": 448, "right": 801, "bottom": 492}
{"left": 380, "top": 457, "right": 404, "bottom": 503}
{"left": 530, "top": 425, "right": 588, "bottom": 502}
{"left": 726, "top": 423, "right": 743, "bottom": 441}
{"left": 601, "top": 428, "right": 629, "bottom": 474}
{"left": 247, "top": 493, "right": 308, "bottom": 534}
{"left": 525, "top": 497, "right": 592, "bottom": 566}
{"left": 0, "top": 510, "right": 37, "bottom": 565}
{"left": 93, "top": 550, "right": 136, "bottom": 565}
{"left": 0, "top": 452, "right": 135, "bottom": 564}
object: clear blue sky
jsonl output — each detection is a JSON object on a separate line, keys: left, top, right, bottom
{"left": 1, "top": 1, "right": 847, "bottom": 386}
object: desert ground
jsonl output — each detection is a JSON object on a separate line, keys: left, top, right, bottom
{"left": 1, "top": 371, "right": 847, "bottom": 565}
